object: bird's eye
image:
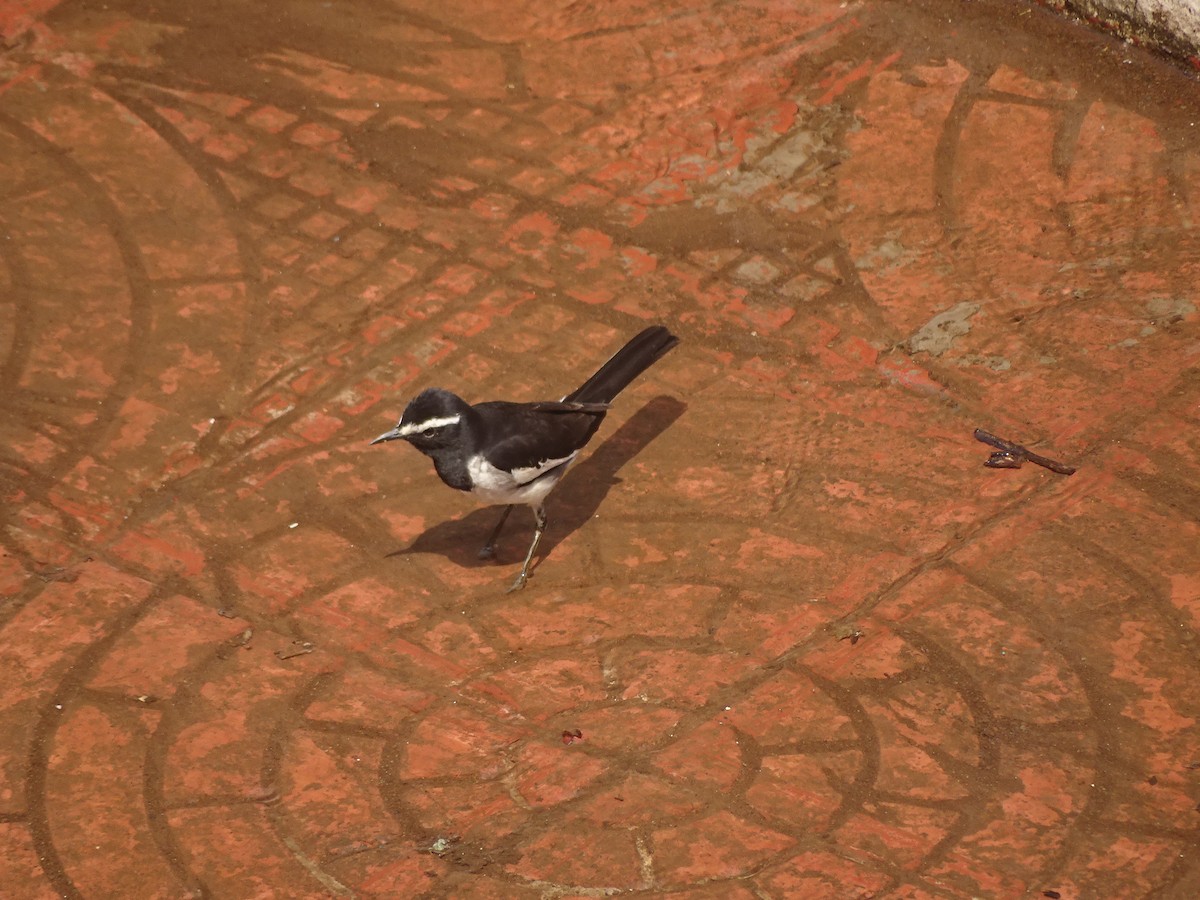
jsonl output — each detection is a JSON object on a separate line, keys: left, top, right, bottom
{"left": 421, "top": 428, "right": 435, "bottom": 437}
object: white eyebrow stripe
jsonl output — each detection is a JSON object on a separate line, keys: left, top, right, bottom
{"left": 397, "top": 414, "right": 461, "bottom": 436}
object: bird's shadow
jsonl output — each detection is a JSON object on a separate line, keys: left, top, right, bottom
{"left": 387, "top": 395, "right": 687, "bottom": 569}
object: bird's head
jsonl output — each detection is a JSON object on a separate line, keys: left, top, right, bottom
{"left": 370, "top": 388, "right": 468, "bottom": 453}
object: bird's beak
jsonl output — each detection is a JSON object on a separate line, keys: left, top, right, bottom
{"left": 370, "top": 427, "right": 405, "bottom": 445}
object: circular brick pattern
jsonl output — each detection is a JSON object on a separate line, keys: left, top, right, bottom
{"left": 2, "top": 1, "right": 1200, "bottom": 897}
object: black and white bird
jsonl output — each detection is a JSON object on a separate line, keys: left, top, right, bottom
{"left": 371, "top": 325, "right": 680, "bottom": 591}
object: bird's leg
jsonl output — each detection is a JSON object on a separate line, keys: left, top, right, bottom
{"left": 507, "top": 505, "right": 547, "bottom": 593}
{"left": 479, "top": 505, "right": 514, "bottom": 560}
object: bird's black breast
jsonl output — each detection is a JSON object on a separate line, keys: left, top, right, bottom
{"left": 430, "top": 449, "right": 473, "bottom": 492}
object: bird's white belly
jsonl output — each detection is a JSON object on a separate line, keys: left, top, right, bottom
{"left": 467, "top": 453, "right": 575, "bottom": 507}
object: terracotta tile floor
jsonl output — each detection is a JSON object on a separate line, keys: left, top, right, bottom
{"left": 2, "top": 0, "right": 1199, "bottom": 896}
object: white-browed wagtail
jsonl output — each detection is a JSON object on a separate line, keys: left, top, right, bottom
{"left": 371, "top": 325, "right": 680, "bottom": 591}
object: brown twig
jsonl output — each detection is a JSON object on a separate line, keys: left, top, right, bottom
{"left": 973, "top": 429, "right": 1076, "bottom": 475}
{"left": 274, "top": 641, "right": 314, "bottom": 660}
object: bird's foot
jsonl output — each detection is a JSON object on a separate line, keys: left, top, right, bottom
{"left": 479, "top": 506, "right": 513, "bottom": 562}
{"left": 505, "top": 571, "right": 529, "bottom": 593}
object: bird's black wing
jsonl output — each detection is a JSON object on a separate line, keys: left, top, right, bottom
{"left": 475, "top": 401, "right": 607, "bottom": 484}
{"left": 525, "top": 401, "right": 610, "bottom": 414}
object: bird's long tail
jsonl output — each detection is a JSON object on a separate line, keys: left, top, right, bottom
{"left": 565, "top": 325, "right": 680, "bottom": 405}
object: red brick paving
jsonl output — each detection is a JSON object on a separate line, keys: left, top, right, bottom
{"left": 2, "top": 0, "right": 1199, "bottom": 896}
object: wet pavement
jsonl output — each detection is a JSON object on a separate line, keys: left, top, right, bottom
{"left": 2, "top": 0, "right": 1200, "bottom": 896}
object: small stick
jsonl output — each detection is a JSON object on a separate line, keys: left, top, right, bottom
{"left": 973, "top": 429, "right": 1076, "bottom": 475}
{"left": 274, "top": 641, "right": 314, "bottom": 660}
